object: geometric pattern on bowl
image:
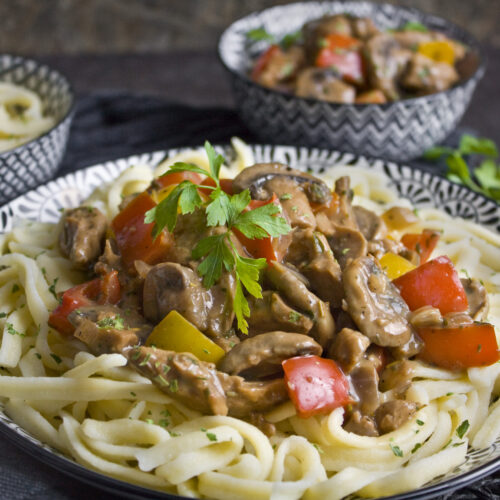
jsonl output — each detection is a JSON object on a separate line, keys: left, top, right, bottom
{"left": 219, "top": 1, "right": 485, "bottom": 161}
{"left": 0, "top": 54, "right": 74, "bottom": 205}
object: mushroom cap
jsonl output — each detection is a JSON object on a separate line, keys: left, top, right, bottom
{"left": 232, "top": 163, "right": 332, "bottom": 204}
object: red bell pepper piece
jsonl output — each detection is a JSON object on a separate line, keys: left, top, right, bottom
{"left": 111, "top": 192, "right": 172, "bottom": 268}
{"left": 315, "top": 33, "right": 363, "bottom": 84}
{"left": 393, "top": 256, "right": 468, "bottom": 315}
{"left": 251, "top": 45, "right": 282, "bottom": 81}
{"left": 418, "top": 323, "right": 500, "bottom": 370}
{"left": 401, "top": 229, "right": 440, "bottom": 264}
{"left": 48, "top": 271, "right": 121, "bottom": 336}
{"left": 282, "top": 355, "right": 351, "bottom": 418}
{"left": 234, "top": 194, "right": 287, "bottom": 263}
{"left": 153, "top": 171, "right": 205, "bottom": 190}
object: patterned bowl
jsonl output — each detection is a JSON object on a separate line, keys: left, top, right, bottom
{"left": 218, "top": 1, "right": 485, "bottom": 162}
{"left": 0, "top": 54, "right": 74, "bottom": 205}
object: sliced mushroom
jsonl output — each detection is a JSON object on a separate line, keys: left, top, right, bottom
{"left": 327, "top": 226, "right": 367, "bottom": 269}
{"left": 327, "top": 327, "right": 370, "bottom": 374}
{"left": 247, "top": 291, "right": 313, "bottom": 336}
{"left": 461, "top": 277, "right": 489, "bottom": 321}
{"left": 218, "top": 372, "right": 289, "bottom": 418}
{"left": 343, "top": 256, "right": 413, "bottom": 347}
{"left": 344, "top": 411, "right": 379, "bottom": 437}
{"left": 353, "top": 206, "right": 387, "bottom": 241}
{"left": 264, "top": 176, "right": 316, "bottom": 229}
{"left": 126, "top": 346, "right": 229, "bottom": 416}
{"left": 364, "top": 33, "right": 412, "bottom": 100}
{"left": 374, "top": 400, "right": 418, "bottom": 434}
{"left": 295, "top": 68, "right": 356, "bottom": 103}
{"left": 266, "top": 262, "right": 335, "bottom": 348}
{"left": 143, "top": 263, "right": 235, "bottom": 349}
{"left": 59, "top": 206, "right": 107, "bottom": 270}
{"left": 218, "top": 331, "right": 322, "bottom": 378}
{"left": 232, "top": 163, "right": 331, "bottom": 205}
{"left": 350, "top": 359, "right": 380, "bottom": 415}
{"left": 286, "top": 228, "right": 343, "bottom": 307}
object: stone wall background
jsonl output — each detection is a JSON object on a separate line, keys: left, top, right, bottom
{"left": 2, "top": 0, "right": 499, "bottom": 55}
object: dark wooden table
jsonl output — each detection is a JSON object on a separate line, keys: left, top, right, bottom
{"left": 0, "top": 49, "right": 499, "bottom": 499}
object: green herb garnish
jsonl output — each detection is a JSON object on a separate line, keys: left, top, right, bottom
{"left": 50, "top": 353, "right": 62, "bottom": 364}
{"left": 401, "top": 21, "right": 428, "bottom": 32}
{"left": 6, "top": 323, "right": 25, "bottom": 337}
{"left": 246, "top": 28, "right": 275, "bottom": 42}
{"left": 206, "top": 432, "right": 218, "bottom": 442}
{"left": 145, "top": 141, "right": 291, "bottom": 333}
{"left": 424, "top": 134, "right": 500, "bottom": 201}
{"left": 96, "top": 315, "right": 125, "bottom": 330}
{"left": 48, "top": 277, "right": 59, "bottom": 301}
{"left": 456, "top": 420, "right": 470, "bottom": 439}
{"left": 389, "top": 443, "right": 404, "bottom": 457}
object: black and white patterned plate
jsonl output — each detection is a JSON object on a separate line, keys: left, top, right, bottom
{"left": 0, "top": 144, "right": 498, "bottom": 499}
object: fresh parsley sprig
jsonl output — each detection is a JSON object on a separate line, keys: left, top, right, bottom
{"left": 144, "top": 141, "right": 291, "bottom": 333}
{"left": 424, "top": 134, "right": 500, "bottom": 202}
{"left": 246, "top": 28, "right": 302, "bottom": 49}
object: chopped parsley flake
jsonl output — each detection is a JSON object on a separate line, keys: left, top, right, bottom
{"left": 416, "top": 419, "right": 424, "bottom": 426}
{"left": 6, "top": 323, "right": 25, "bottom": 337}
{"left": 280, "top": 193, "right": 292, "bottom": 201}
{"left": 289, "top": 311, "right": 302, "bottom": 323}
{"left": 456, "top": 420, "right": 470, "bottom": 439}
{"left": 411, "top": 443, "right": 422, "bottom": 454}
{"left": 139, "top": 353, "right": 151, "bottom": 366}
{"left": 50, "top": 353, "right": 62, "bottom": 364}
{"left": 206, "top": 432, "right": 217, "bottom": 442}
{"left": 97, "top": 315, "right": 125, "bottom": 330}
{"left": 389, "top": 443, "right": 403, "bottom": 457}
{"left": 170, "top": 379, "right": 179, "bottom": 392}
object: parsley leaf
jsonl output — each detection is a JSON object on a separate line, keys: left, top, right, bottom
{"left": 246, "top": 28, "right": 275, "bottom": 42}
{"left": 145, "top": 140, "right": 293, "bottom": 333}
{"left": 206, "top": 189, "right": 232, "bottom": 227}
{"left": 234, "top": 203, "right": 290, "bottom": 239}
{"left": 97, "top": 316, "right": 125, "bottom": 330}
{"left": 193, "top": 234, "right": 234, "bottom": 288}
{"left": 6, "top": 323, "right": 25, "bottom": 337}
{"left": 204, "top": 140, "right": 224, "bottom": 184}
{"left": 233, "top": 281, "right": 250, "bottom": 335}
{"left": 459, "top": 135, "right": 498, "bottom": 157}
{"left": 389, "top": 443, "right": 404, "bottom": 457}
{"left": 456, "top": 420, "right": 470, "bottom": 439}
{"left": 166, "top": 162, "right": 212, "bottom": 180}
{"left": 424, "top": 134, "right": 500, "bottom": 202}
{"left": 402, "top": 21, "right": 428, "bottom": 32}
{"left": 235, "top": 255, "right": 266, "bottom": 298}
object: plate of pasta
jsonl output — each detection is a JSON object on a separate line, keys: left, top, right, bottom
{"left": 0, "top": 140, "right": 499, "bottom": 500}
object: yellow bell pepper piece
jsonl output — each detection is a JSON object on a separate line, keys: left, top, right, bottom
{"left": 145, "top": 310, "right": 225, "bottom": 364}
{"left": 379, "top": 252, "right": 416, "bottom": 280}
{"left": 418, "top": 41, "right": 455, "bottom": 65}
{"left": 153, "top": 184, "right": 176, "bottom": 204}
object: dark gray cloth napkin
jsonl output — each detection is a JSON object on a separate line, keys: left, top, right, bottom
{"left": 0, "top": 92, "right": 498, "bottom": 500}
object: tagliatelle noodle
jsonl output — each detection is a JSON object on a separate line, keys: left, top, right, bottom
{"left": 0, "top": 141, "right": 498, "bottom": 499}
{"left": 0, "top": 82, "right": 56, "bottom": 152}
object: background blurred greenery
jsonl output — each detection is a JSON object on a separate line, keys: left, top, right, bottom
{"left": 2, "top": 0, "right": 498, "bottom": 55}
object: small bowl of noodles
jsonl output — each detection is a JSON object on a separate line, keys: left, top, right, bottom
{"left": 0, "top": 54, "right": 74, "bottom": 204}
